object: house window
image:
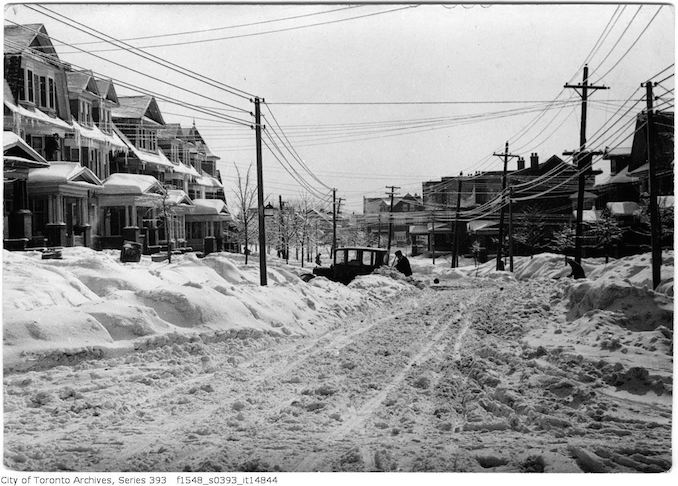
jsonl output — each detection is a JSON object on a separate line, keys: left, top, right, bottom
{"left": 79, "top": 100, "right": 92, "bottom": 126}
{"left": 30, "top": 136, "right": 43, "bottom": 157}
{"left": 33, "top": 74, "right": 39, "bottom": 103}
{"left": 48, "top": 78, "right": 55, "bottom": 109}
{"left": 39, "top": 76, "right": 47, "bottom": 107}
{"left": 24, "top": 69, "right": 33, "bottom": 102}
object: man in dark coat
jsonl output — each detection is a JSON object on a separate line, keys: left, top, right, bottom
{"left": 394, "top": 250, "right": 412, "bottom": 277}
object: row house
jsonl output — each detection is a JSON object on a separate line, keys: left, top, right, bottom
{"left": 360, "top": 193, "right": 424, "bottom": 249}
{"left": 3, "top": 23, "right": 234, "bottom": 254}
{"left": 421, "top": 154, "right": 585, "bottom": 257}
{"left": 595, "top": 110, "right": 674, "bottom": 254}
{"left": 4, "top": 24, "right": 105, "bottom": 248}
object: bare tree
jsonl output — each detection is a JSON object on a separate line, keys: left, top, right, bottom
{"left": 232, "top": 164, "right": 257, "bottom": 264}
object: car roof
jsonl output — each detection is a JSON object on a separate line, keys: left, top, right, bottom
{"left": 336, "top": 247, "right": 387, "bottom": 252}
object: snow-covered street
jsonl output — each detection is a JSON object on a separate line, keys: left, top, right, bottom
{"left": 2, "top": 249, "right": 673, "bottom": 472}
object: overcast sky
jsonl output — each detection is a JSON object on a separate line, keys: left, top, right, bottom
{"left": 5, "top": 2, "right": 675, "bottom": 213}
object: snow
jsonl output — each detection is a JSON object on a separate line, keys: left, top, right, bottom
{"left": 1, "top": 248, "right": 674, "bottom": 473}
{"left": 101, "top": 173, "right": 163, "bottom": 195}
{"left": 2, "top": 248, "right": 420, "bottom": 371}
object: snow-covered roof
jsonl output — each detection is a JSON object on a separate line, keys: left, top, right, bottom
{"left": 575, "top": 209, "right": 602, "bottom": 222}
{"left": 606, "top": 202, "right": 640, "bottom": 216}
{"left": 72, "top": 120, "right": 128, "bottom": 151}
{"left": 4, "top": 131, "right": 48, "bottom": 165}
{"left": 67, "top": 71, "right": 99, "bottom": 96}
{"left": 94, "top": 78, "right": 118, "bottom": 104}
{"left": 594, "top": 166, "right": 639, "bottom": 187}
{"left": 112, "top": 96, "right": 165, "bottom": 125}
{"left": 4, "top": 98, "right": 72, "bottom": 131}
{"left": 196, "top": 174, "right": 223, "bottom": 188}
{"left": 130, "top": 145, "right": 174, "bottom": 168}
{"left": 102, "top": 173, "right": 165, "bottom": 195}
{"left": 166, "top": 189, "right": 193, "bottom": 206}
{"left": 4, "top": 24, "right": 60, "bottom": 60}
{"left": 188, "top": 199, "right": 232, "bottom": 219}
{"left": 171, "top": 162, "right": 200, "bottom": 177}
{"left": 28, "top": 162, "right": 103, "bottom": 188}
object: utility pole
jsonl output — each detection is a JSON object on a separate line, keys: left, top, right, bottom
{"left": 431, "top": 211, "right": 436, "bottom": 265}
{"left": 254, "top": 97, "right": 267, "bottom": 286}
{"left": 493, "top": 141, "right": 519, "bottom": 270}
{"left": 643, "top": 80, "right": 662, "bottom": 289}
{"left": 332, "top": 188, "right": 337, "bottom": 263}
{"left": 564, "top": 65, "right": 609, "bottom": 265}
{"left": 508, "top": 186, "right": 514, "bottom": 273}
{"left": 451, "top": 179, "right": 463, "bottom": 268}
{"left": 385, "top": 185, "right": 400, "bottom": 255}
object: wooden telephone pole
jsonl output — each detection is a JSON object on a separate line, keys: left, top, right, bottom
{"left": 643, "top": 80, "right": 662, "bottom": 289}
{"left": 332, "top": 188, "right": 337, "bottom": 263}
{"left": 508, "top": 186, "right": 514, "bottom": 272}
{"left": 493, "top": 141, "right": 518, "bottom": 270}
{"left": 385, "top": 185, "right": 400, "bottom": 254}
{"left": 451, "top": 178, "right": 463, "bottom": 268}
{"left": 254, "top": 97, "right": 267, "bottom": 286}
{"left": 564, "top": 65, "right": 608, "bottom": 265}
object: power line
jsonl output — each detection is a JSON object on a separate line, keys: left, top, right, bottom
{"left": 65, "top": 5, "right": 364, "bottom": 46}
{"left": 57, "top": 5, "right": 419, "bottom": 53}
{"left": 587, "top": 5, "right": 644, "bottom": 79}
{"left": 30, "top": 4, "right": 255, "bottom": 102}
{"left": 592, "top": 5, "right": 666, "bottom": 84}
{"left": 3, "top": 37, "right": 253, "bottom": 129}
{"left": 4, "top": 22, "right": 254, "bottom": 126}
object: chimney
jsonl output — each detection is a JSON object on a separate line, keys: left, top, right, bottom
{"left": 530, "top": 152, "right": 539, "bottom": 170}
{"left": 517, "top": 157, "right": 525, "bottom": 170}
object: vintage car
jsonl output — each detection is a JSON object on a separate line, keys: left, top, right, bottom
{"left": 311, "top": 247, "right": 390, "bottom": 284}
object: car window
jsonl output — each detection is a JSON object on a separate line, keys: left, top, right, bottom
{"left": 362, "top": 251, "right": 372, "bottom": 265}
{"left": 347, "top": 250, "right": 359, "bottom": 264}
{"left": 336, "top": 250, "right": 347, "bottom": 264}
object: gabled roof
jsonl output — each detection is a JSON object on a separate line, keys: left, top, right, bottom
{"left": 157, "top": 123, "right": 183, "bottom": 140}
{"left": 166, "top": 189, "right": 193, "bottom": 206}
{"left": 2, "top": 130, "right": 47, "bottom": 164}
{"left": 67, "top": 70, "right": 100, "bottom": 96}
{"left": 28, "top": 162, "right": 103, "bottom": 187}
{"left": 94, "top": 78, "right": 118, "bottom": 104}
{"left": 512, "top": 154, "right": 568, "bottom": 177}
{"left": 179, "top": 125, "right": 205, "bottom": 144}
{"left": 4, "top": 24, "right": 59, "bottom": 60}
{"left": 112, "top": 95, "right": 165, "bottom": 125}
{"left": 3, "top": 131, "right": 49, "bottom": 167}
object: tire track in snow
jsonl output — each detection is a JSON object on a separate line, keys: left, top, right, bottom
{"left": 88, "top": 297, "right": 421, "bottom": 470}
{"left": 293, "top": 296, "right": 466, "bottom": 472}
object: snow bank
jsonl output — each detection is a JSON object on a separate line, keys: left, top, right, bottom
{"left": 452, "top": 251, "right": 673, "bottom": 295}
{"left": 2, "top": 248, "right": 417, "bottom": 371}
{"left": 564, "top": 279, "right": 673, "bottom": 331}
